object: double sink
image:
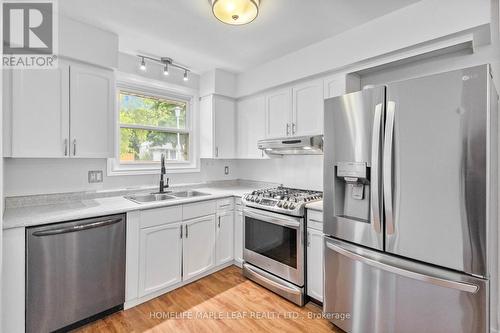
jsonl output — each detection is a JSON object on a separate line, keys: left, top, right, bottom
{"left": 125, "top": 190, "right": 210, "bottom": 204}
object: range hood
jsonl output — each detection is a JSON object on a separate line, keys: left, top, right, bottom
{"left": 258, "top": 135, "right": 323, "bottom": 156}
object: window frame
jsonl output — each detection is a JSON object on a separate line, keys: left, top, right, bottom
{"left": 108, "top": 73, "right": 199, "bottom": 176}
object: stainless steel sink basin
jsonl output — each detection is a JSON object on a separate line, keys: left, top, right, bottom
{"left": 125, "top": 193, "right": 176, "bottom": 204}
{"left": 171, "top": 190, "right": 210, "bottom": 198}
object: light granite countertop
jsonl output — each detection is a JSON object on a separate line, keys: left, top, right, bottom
{"left": 2, "top": 182, "right": 270, "bottom": 230}
{"left": 305, "top": 200, "right": 323, "bottom": 211}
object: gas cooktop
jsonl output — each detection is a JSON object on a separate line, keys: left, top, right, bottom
{"left": 242, "top": 186, "right": 322, "bottom": 217}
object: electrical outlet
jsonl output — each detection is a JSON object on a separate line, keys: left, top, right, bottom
{"left": 88, "top": 170, "right": 103, "bottom": 183}
{"left": 224, "top": 166, "right": 229, "bottom": 175}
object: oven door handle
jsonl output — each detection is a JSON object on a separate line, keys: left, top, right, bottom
{"left": 243, "top": 208, "right": 301, "bottom": 228}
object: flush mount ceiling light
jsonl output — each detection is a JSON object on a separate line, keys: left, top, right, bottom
{"left": 211, "top": 0, "right": 259, "bottom": 25}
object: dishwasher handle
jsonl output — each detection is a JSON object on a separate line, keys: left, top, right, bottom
{"left": 32, "top": 218, "right": 123, "bottom": 237}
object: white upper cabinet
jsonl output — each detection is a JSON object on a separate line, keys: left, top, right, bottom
{"left": 215, "top": 210, "right": 234, "bottom": 265}
{"left": 236, "top": 95, "right": 266, "bottom": 159}
{"left": 5, "top": 60, "right": 115, "bottom": 158}
{"left": 10, "top": 65, "right": 70, "bottom": 157}
{"left": 199, "top": 95, "right": 236, "bottom": 159}
{"left": 292, "top": 79, "right": 324, "bottom": 136}
{"left": 69, "top": 63, "right": 114, "bottom": 158}
{"left": 323, "top": 73, "right": 360, "bottom": 99}
{"left": 183, "top": 215, "right": 216, "bottom": 281}
{"left": 265, "top": 88, "right": 291, "bottom": 138}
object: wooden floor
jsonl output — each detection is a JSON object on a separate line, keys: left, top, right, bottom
{"left": 74, "top": 266, "right": 341, "bottom": 333}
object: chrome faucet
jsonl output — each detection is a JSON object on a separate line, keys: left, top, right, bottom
{"left": 159, "top": 154, "right": 169, "bottom": 193}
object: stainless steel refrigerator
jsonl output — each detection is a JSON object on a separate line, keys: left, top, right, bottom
{"left": 323, "top": 65, "right": 498, "bottom": 333}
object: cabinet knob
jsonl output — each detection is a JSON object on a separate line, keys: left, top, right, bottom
{"left": 73, "top": 139, "right": 77, "bottom": 156}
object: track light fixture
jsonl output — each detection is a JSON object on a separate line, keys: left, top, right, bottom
{"left": 139, "top": 57, "right": 146, "bottom": 71}
{"left": 137, "top": 55, "right": 190, "bottom": 82}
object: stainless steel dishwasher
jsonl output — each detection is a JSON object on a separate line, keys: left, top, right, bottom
{"left": 26, "top": 214, "right": 126, "bottom": 333}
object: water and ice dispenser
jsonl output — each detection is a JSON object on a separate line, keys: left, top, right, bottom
{"left": 333, "top": 162, "right": 371, "bottom": 223}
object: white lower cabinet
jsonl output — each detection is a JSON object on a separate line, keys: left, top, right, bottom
{"left": 130, "top": 198, "right": 241, "bottom": 305}
{"left": 234, "top": 209, "right": 243, "bottom": 265}
{"left": 138, "top": 222, "right": 183, "bottom": 297}
{"left": 182, "top": 215, "right": 216, "bottom": 280}
{"left": 216, "top": 210, "right": 234, "bottom": 265}
{"left": 307, "top": 227, "right": 324, "bottom": 302}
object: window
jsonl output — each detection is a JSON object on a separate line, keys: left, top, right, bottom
{"left": 119, "top": 91, "right": 190, "bottom": 164}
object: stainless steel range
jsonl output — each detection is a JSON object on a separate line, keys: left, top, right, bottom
{"left": 242, "top": 186, "right": 322, "bottom": 306}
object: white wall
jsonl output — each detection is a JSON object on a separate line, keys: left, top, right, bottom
{"left": 236, "top": 155, "right": 323, "bottom": 191}
{"left": 4, "top": 158, "right": 236, "bottom": 196}
{"left": 237, "top": 0, "right": 491, "bottom": 97}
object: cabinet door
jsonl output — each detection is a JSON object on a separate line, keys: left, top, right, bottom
{"left": 292, "top": 79, "right": 324, "bottom": 136}
{"left": 69, "top": 63, "right": 114, "bottom": 158}
{"left": 11, "top": 64, "right": 70, "bottom": 157}
{"left": 183, "top": 215, "right": 216, "bottom": 280}
{"left": 307, "top": 228, "right": 324, "bottom": 302}
{"left": 265, "top": 88, "right": 291, "bottom": 138}
{"left": 213, "top": 96, "right": 235, "bottom": 158}
{"left": 236, "top": 95, "right": 266, "bottom": 158}
{"left": 216, "top": 210, "right": 234, "bottom": 265}
{"left": 139, "top": 222, "right": 182, "bottom": 297}
{"left": 234, "top": 210, "right": 243, "bottom": 265}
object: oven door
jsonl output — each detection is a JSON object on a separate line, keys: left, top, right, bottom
{"left": 243, "top": 207, "right": 304, "bottom": 286}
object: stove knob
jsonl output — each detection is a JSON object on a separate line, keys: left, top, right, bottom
{"left": 277, "top": 201, "right": 283, "bottom": 208}
{"left": 255, "top": 198, "right": 261, "bottom": 203}
{"left": 289, "top": 203, "right": 296, "bottom": 210}
{"left": 249, "top": 196, "right": 255, "bottom": 202}
{"left": 283, "top": 202, "right": 289, "bottom": 209}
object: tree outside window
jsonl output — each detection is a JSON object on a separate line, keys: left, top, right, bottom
{"left": 119, "top": 91, "right": 190, "bottom": 163}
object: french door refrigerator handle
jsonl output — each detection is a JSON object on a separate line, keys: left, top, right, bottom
{"left": 325, "top": 241, "right": 479, "bottom": 293}
{"left": 370, "top": 103, "right": 383, "bottom": 233}
{"left": 384, "top": 101, "right": 396, "bottom": 234}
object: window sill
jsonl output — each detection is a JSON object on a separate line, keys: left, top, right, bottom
{"left": 107, "top": 158, "right": 200, "bottom": 176}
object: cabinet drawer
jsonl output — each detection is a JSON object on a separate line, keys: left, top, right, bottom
{"left": 140, "top": 206, "right": 182, "bottom": 228}
{"left": 307, "top": 209, "right": 323, "bottom": 231}
{"left": 183, "top": 200, "right": 216, "bottom": 220}
{"left": 216, "top": 197, "right": 234, "bottom": 211}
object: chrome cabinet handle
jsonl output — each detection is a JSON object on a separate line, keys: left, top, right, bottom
{"left": 72, "top": 139, "right": 77, "bottom": 156}
{"left": 64, "top": 139, "right": 68, "bottom": 156}
{"left": 325, "top": 241, "right": 479, "bottom": 293}
{"left": 180, "top": 225, "right": 183, "bottom": 239}
{"left": 32, "top": 218, "right": 122, "bottom": 236}
{"left": 292, "top": 123, "right": 296, "bottom": 134}
{"left": 370, "top": 103, "right": 383, "bottom": 233}
{"left": 218, "top": 216, "right": 221, "bottom": 228}
{"left": 215, "top": 147, "right": 219, "bottom": 157}
{"left": 286, "top": 123, "right": 290, "bottom": 136}
{"left": 185, "top": 224, "right": 188, "bottom": 238}
{"left": 307, "top": 232, "right": 310, "bottom": 247}
{"left": 383, "top": 101, "right": 396, "bottom": 234}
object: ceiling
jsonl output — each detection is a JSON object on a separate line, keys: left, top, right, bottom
{"left": 60, "top": 0, "right": 420, "bottom": 74}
